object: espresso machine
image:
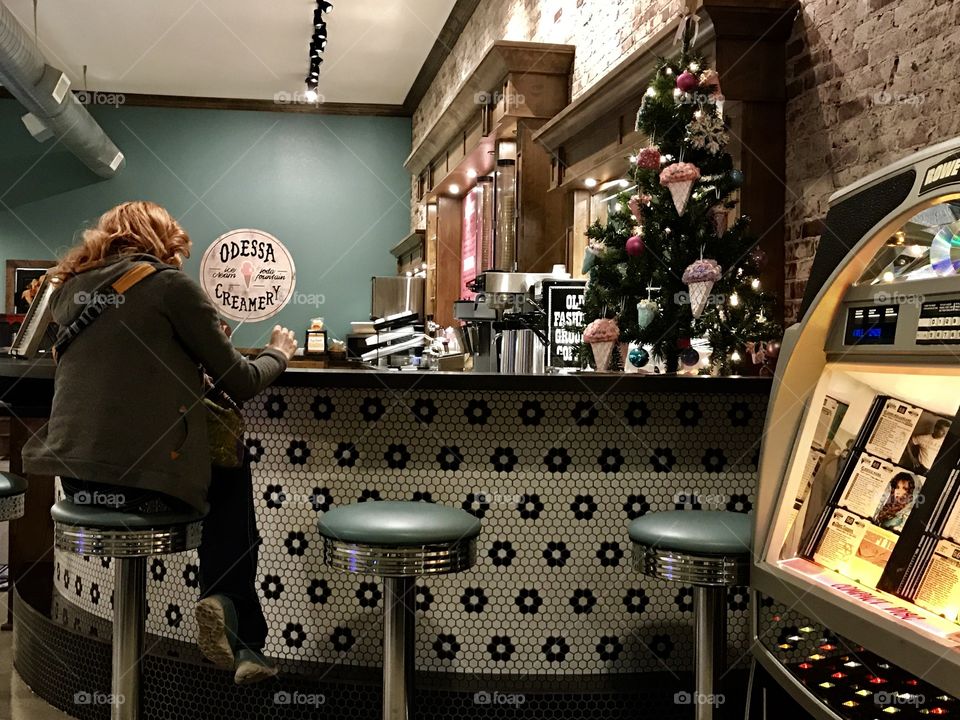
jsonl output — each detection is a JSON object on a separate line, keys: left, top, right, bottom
{"left": 454, "top": 271, "right": 551, "bottom": 373}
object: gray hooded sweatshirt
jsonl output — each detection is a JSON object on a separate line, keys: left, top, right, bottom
{"left": 23, "top": 253, "right": 287, "bottom": 511}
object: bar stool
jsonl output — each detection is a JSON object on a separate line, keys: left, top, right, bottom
{"left": 629, "top": 510, "right": 751, "bottom": 720}
{"left": 318, "top": 500, "right": 481, "bottom": 720}
{"left": 52, "top": 500, "right": 206, "bottom": 720}
{"left": 0, "top": 471, "right": 28, "bottom": 522}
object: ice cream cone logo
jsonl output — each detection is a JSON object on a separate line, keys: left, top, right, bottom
{"left": 240, "top": 260, "right": 255, "bottom": 289}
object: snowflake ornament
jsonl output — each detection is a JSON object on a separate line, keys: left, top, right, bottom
{"left": 686, "top": 110, "right": 728, "bottom": 155}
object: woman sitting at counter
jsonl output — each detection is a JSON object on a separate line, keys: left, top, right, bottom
{"left": 22, "top": 200, "right": 298, "bottom": 684}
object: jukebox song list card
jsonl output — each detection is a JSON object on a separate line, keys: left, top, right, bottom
{"left": 807, "top": 395, "right": 952, "bottom": 591}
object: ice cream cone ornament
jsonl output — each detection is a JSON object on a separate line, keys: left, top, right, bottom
{"left": 682, "top": 253, "right": 722, "bottom": 320}
{"left": 583, "top": 317, "right": 621, "bottom": 372}
{"left": 659, "top": 161, "right": 700, "bottom": 216}
{"left": 636, "top": 284, "right": 660, "bottom": 329}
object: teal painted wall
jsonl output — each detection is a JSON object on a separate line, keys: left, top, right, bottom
{"left": 0, "top": 99, "right": 411, "bottom": 346}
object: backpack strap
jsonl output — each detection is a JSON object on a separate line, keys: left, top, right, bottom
{"left": 53, "top": 262, "right": 161, "bottom": 361}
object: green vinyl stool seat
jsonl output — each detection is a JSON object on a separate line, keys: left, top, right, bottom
{"left": 52, "top": 499, "right": 207, "bottom": 720}
{"left": 629, "top": 510, "right": 752, "bottom": 720}
{"left": 318, "top": 500, "right": 481, "bottom": 720}
{"left": 0, "top": 472, "right": 27, "bottom": 522}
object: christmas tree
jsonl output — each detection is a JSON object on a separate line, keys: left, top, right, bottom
{"left": 581, "top": 26, "right": 780, "bottom": 375}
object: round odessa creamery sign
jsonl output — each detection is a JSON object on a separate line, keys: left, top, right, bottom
{"left": 199, "top": 229, "right": 296, "bottom": 322}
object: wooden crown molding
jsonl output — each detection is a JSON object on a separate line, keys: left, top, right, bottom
{"left": 404, "top": 40, "right": 576, "bottom": 175}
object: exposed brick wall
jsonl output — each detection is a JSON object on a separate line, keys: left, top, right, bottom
{"left": 410, "top": 0, "right": 686, "bottom": 228}
{"left": 412, "top": 0, "right": 960, "bottom": 324}
{"left": 784, "top": 0, "right": 960, "bottom": 322}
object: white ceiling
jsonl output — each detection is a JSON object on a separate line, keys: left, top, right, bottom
{"left": 2, "top": 0, "right": 457, "bottom": 104}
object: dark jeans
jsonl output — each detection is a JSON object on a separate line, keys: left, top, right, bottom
{"left": 61, "top": 461, "right": 268, "bottom": 652}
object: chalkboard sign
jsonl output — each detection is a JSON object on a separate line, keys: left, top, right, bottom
{"left": 544, "top": 280, "right": 586, "bottom": 368}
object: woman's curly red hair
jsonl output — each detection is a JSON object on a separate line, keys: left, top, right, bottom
{"left": 51, "top": 201, "right": 191, "bottom": 282}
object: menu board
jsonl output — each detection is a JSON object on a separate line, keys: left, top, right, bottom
{"left": 543, "top": 280, "right": 586, "bottom": 368}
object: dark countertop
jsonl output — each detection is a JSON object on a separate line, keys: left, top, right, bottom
{"left": 0, "top": 356, "right": 773, "bottom": 400}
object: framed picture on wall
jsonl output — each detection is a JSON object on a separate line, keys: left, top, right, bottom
{"left": 6, "top": 260, "right": 56, "bottom": 314}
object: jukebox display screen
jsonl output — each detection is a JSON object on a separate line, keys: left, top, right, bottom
{"left": 844, "top": 305, "right": 899, "bottom": 345}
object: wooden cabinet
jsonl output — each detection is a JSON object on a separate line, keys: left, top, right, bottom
{"left": 406, "top": 41, "right": 574, "bottom": 328}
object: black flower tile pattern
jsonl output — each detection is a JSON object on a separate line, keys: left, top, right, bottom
{"left": 624, "top": 400, "right": 651, "bottom": 427}
{"left": 572, "top": 400, "right": 599, "bottom": 426}
{"left": 544, "top": 447, "right": 572, "bottom": 473}
{"left": 410, "top": 398, "right": 438, "bottom": 424}
{"left": 490, "top": 447, "right": 518, "bottom": 472}
{"left": 433, "top": 633, "right": 460, "bottom": 660}
{"left": 437, "top": 445, "right": 463, "bottom": 471}
{"left": 624, "top": 494, "right": 651, "bottom": 519}
{"left": 384, "top": 443, "right": 411, "bottom": 469}
{"left": 543, "top": 541, "right": 571, "bottom": 567}
{"left": 245, "top": 438, "right": 264, "bottom": 463}
{"left": 359, "top": 396, "right": 385, "bottom": 422}
{"left": 727, "top": 401, "right": 752, "bottom": 427}
{"left": 310, "top": 394, "right": 335, "bottom": 421}
{"left": 518, "top": 400, "right": 544, "bottom": 426}
{"left": 333, "top": 442, "right": 358, "bottom": 467}
{"left": 286, "top": 440, "right": 310, "bottom": 465}
{"left": 597, "top": 447, "right": 625, "bottom": 474}
{"left": 677, "top": 401, "right": 702, "bottom": 426}
{"left": 52, "top": 387, "right": 765, "bottom": 676}
{"left": 464, "top": 399, "right": 491, "bottom": 425}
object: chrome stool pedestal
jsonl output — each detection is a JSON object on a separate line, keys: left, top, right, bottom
{"left": 319, "top": 500, "right": 481, "bottom": 720}
{"left": 52, "top": 501, "right": 206, "bottom": 720}
{"left": 630, "top": 510, "right": 751, "bottom": 720}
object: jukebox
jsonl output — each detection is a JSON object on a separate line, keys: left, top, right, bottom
{"left": 753, "top": 137, "right": 960, "bottom": 719}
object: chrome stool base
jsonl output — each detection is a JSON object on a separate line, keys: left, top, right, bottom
{"left": 321, "top": 537, "right": 477, "bottom": 720}
{"left": 53, "top": 509, "right": 204, "bottom": 720}
{"left": 634, "top": 542, "right": 750, "bottom": 720}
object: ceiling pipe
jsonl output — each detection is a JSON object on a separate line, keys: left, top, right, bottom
{"left": 0, "top": 1, "right": 124, "bottom": 178}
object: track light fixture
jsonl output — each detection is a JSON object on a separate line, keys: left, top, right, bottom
{"left": 304, "top": 1, "right": 332, "bottom": 101}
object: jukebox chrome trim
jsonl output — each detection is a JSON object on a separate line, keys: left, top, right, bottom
{"left": 53, "top": 521, "right": 204, "bottom": 557}
{"left": 632, "top": 543, "right": 749, "bottom": 587}
{"left": 322, "top": 538, "right": 477, "bottom": 576}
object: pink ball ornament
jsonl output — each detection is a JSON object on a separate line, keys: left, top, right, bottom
{"left": 676, "top": 70, "right": 699, "bottom": 93}
{"left": 636, "top": 146, "right": 661, "bottom": 170}
{"left": 626, "top": 235, "right": 644, "bottom": 257}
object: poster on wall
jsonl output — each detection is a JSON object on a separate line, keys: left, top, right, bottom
{"left": 199, "top": 229, "right": 296, "bottom": 323}
{"left": 461, "top": 187, "right": 479, "bottom": 300}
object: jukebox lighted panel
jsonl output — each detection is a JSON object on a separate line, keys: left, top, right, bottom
{"left": 752, "top": 137, "right": 960, "bottom": 720}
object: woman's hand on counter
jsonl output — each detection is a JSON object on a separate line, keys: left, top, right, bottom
{"left": 267, "top": 325, "right": 298, "bottom": 360}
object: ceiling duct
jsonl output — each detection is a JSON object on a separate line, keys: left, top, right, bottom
{"left": 0, "top": 2, "right": 124, "bottom": 178}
